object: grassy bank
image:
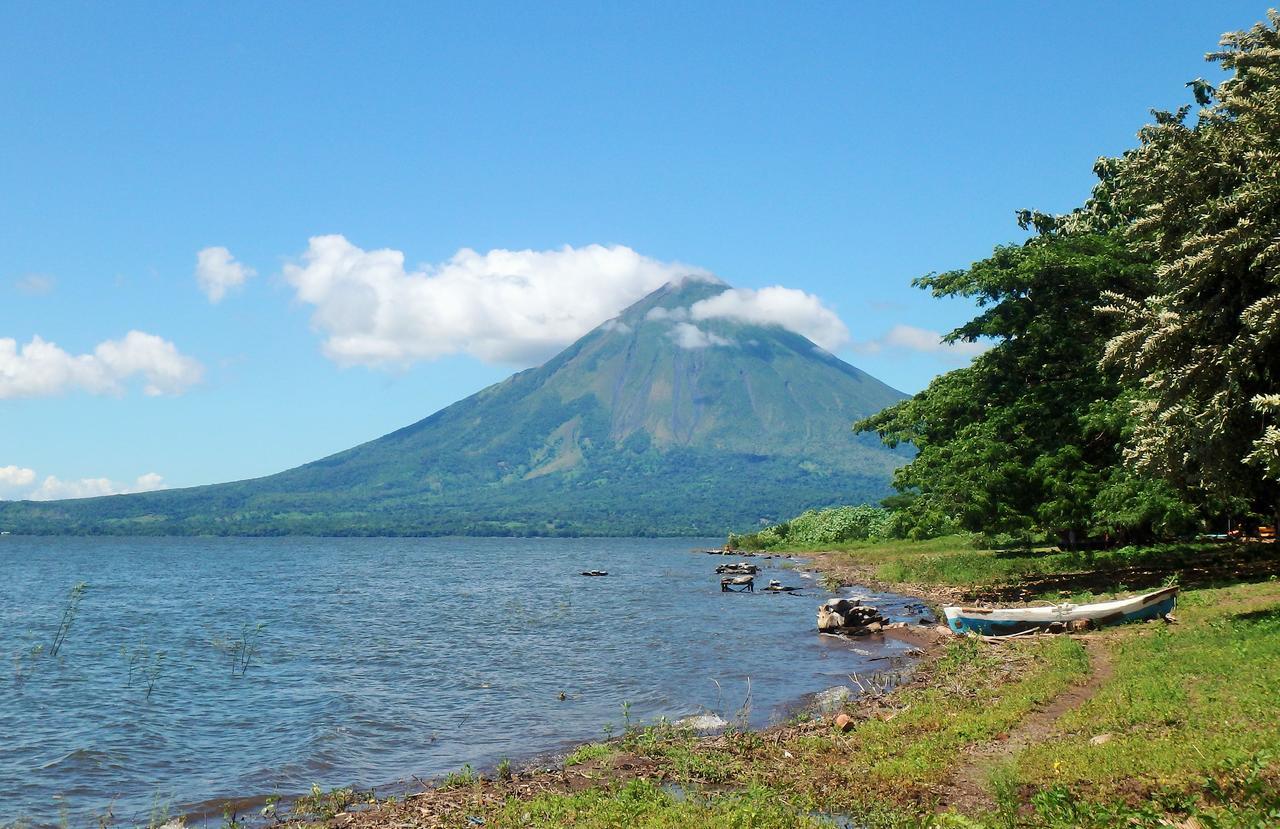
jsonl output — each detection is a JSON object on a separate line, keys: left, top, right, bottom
{"left": 271, "top": 538, "right": 1280, "bottom": 829}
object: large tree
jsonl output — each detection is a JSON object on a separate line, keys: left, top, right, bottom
{"left": 855, "top": 230, "right": 1190, "bottom": 542}
{"left": 1098, "top": 13, "right": 1280, "bottom": 521}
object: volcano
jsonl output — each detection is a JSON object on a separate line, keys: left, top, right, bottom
{"left": 2, "top": 278, "right": 909, "bottom": 536}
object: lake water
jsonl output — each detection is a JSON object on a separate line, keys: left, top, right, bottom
{"left": 0, "top": 536, "right": 928, "bottom": 827}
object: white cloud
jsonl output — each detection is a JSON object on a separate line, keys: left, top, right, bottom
{"left": 14, "top": 274, "right": 56, "bottom": 295}
{"left": 0, "top": 467, "right": 167, "bottom": 501}
{"left": 0, "top": 466, "right": 36, "bottom": 488}
{"left": 856, "top": 324, "right": 991, "bottom": 358}
{"left": 25, "top": 472, "right": 167, "bottom": 501}
{"left": 644, "top": 306, "right": 689, "bottom": 322}
{"left": 283, "top": 235, "right": 710, "bottom": 366}
{"left": 196, "top": 246, "right": 256, "bottom": 303}
{"left": 689, "top": 286, "right": 850, "bottom": 351}
{"left": 0, "top": 332, "right": 204, "bottom": 399}
{"left": 669, "top": 322, "right": 733, "bottom": 349}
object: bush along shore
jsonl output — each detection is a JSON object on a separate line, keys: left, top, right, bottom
{"left": 229, "top": 534, "right": 1279, "bottom": 829}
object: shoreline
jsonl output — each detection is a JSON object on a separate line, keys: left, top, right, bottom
{"left": 247, "top": 625, "right": 951, "bottom": 828}
{"left": 242, "top": 555, "right": 951, "bottom": 827}
{"left": 259, "top": 538, "right": 1280, "bottom": 827}
{"left": 75, "top": 537, "right": 1280, "bottom": 827}
{"left": 178, "top": 554, "right": 944, "bottom": 828}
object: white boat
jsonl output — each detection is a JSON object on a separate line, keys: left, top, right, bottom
{"left": 943, "top": 586, "right": 1178, "bottom": 636}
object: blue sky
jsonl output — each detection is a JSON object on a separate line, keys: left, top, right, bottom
{"left": 0, "top": 1, "right": 1266, "bottom": 497}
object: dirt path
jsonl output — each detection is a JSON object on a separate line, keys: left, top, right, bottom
{"left": 937, "top": 636, "right": 1114, "bottom": 813}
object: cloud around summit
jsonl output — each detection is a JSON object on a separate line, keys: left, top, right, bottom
{"left": 282, "top": 235, "right": 858, "bottom": 366}
{"left": 689, "top": 286, "right": 850, "bottom": 352}
{"left": 283, "top": 236, "right": 712, "bottom": 366}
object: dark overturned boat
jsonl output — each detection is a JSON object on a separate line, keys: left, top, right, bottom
{"left": 943, "top": 586, "right": 1178, "bottom": 636}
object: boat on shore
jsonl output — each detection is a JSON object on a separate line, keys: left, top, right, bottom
{"left": 943, "top": 586, "right": 1178, "bottom": 636}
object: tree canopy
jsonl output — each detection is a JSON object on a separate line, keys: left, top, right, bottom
{"left": 1098, "top": 13, "right": 1280, "bottom": 518}
{"left": 859, "top": 12, "right": 1280, "bottom": 539}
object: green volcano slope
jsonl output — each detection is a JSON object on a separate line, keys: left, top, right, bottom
{"left": 1, "top": 279, "right": 909, "bottom": 536}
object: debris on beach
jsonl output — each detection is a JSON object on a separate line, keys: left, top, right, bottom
{"left": 816, "top": 597, "right": 888, "bottom": 635}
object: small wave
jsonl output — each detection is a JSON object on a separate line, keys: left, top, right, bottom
{"left": 38, "top": 746, "right": 118, "bottom": 772}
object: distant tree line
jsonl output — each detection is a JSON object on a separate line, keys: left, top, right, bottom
{"left": 856, "top": 13, "right": 1280, "bottom": 545}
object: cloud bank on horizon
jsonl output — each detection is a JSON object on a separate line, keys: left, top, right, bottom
{"left": 0, "top": 465, "right": 167, "bottom": 501}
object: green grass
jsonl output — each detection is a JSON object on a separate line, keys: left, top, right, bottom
{"left": 288, "top": 784, "right": 371, "bottom": 821}
{"left": 439, "top": 764, "right": 480, "bottom": 789}
{"left": 563, "top": 742, "right": 614, "bottom": 767}
{"left": 814, "top": 536, "right": 1278, "bottom": 601}
{"left": 687, "top": 635, "right": 1092, "bottom": 813}
{"left": 997, "top": 580, "right": 1280, "bottom": 828}
{"left": 528, "top": 635, "right": 1090, "bottom": 820}
{"left": 487, "top": 779, "right": 832, "bottom": 828}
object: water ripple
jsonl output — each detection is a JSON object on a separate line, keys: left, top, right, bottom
{"left": 0, "top": 536, "right": 930, "bottom": 827}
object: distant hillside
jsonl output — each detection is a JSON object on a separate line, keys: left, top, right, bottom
{"left": 0, "top": 278, "right": 909, "bottom": 536}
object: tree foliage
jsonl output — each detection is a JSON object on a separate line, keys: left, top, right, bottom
{"left": 1097, "top": 12, "right": 1280, "bottom": 518}
{"left": 861, "top": 12, "right": 1280, "bottom": 539}
{"left": 855, "top": 232, "right": 1184, "bottom": 541}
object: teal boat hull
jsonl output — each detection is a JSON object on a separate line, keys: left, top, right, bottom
{"left": 944, "top": 588, "right": 1178, "bottom": 636}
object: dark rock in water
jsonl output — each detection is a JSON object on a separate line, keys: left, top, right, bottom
{"left": 721, "top": 575, "right": 755, "bottom": 592}
{"left": 581, "top": 570, "right": 609, "bottom": 577}
{"left": 817, "top": 597, "right": 888, "bottom": 634}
